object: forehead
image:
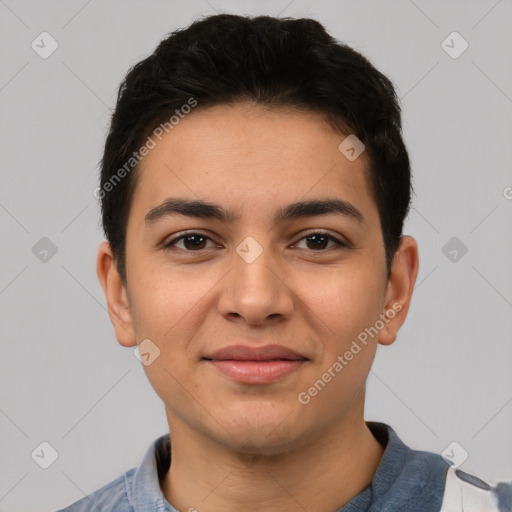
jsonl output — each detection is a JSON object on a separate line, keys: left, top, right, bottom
{"left": 129, "top": 103, "right": 378, "bottom": 227}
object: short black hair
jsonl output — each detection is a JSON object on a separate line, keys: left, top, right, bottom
{"left": 99, "top": 13, "right": 412, "bottom": 284}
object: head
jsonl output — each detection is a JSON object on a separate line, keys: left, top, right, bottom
{"left": 97, "top": 14, "right": 418, "bottom": 454}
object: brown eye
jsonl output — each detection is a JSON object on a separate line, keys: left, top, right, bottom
{"left": 305, "top": 234, "right": 330, "bottom": 250}
{"left": 292, "top": 232, "right": 346, "bottom": 251}
{"left": 164, "top": 233, "right": 215, "bottom": 251}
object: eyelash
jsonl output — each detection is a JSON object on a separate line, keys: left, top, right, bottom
{"left": 162, "top": 230, "right": 348, "bottom": 252}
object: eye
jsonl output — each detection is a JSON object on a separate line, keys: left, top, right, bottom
{"left": 163, "top": 232, "right": 220, "bottom": 251}
{"left": 291, "top": 231, "right": 347, "bottom": 251}
{"left": 162, "top": 230, "right": 348, "bottom": 252}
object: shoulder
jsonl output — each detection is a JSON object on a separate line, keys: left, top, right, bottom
{"left": 440, "top": 466, "right": 512, "bottom": 512}
{"left": 402, "top": 442, "right": 512, "bottom": 512}
{"left": 55, "top": 433, "right": 171, "bottom": 512}
{"left": 55, "top": 468, "right": 136, "bottom": 512}
{"left": 367, "top": 422, "right": 511, "bottom": 511}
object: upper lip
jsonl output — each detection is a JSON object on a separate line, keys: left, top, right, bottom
{"left": 204, "top": 344, "right": 307, "bottom": 361}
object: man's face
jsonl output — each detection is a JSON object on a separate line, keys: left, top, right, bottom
{"left": 117, "top": 103, "right": 394, "bottom": 453}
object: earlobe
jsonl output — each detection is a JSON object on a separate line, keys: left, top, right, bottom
{"left": 378, "top": 236, "right": 419, "bottom": 346}
{"left": 96, "top": 241, "right": 137, "bottom": 347}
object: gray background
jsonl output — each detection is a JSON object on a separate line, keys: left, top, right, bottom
{"left": 1, "top": 0, "right": 511, "bottom": 510}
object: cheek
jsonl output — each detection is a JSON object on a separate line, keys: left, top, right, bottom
{"left": 128, "top": 273, "right": 205, "bottom": 404}
{"left": 299, "top": 263, "right": 386, "bottom": 346}
{"left": 340, "top": 278, "right": 384, "bottom": 339}
{"left": 296, "top": 269, "right": 384, "bottom": 418}
{"left": 128, "top": 268, "right": 217, "bottom": 360}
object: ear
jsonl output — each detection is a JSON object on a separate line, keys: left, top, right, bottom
{"left": 96, "top": 241, "right": 137, "bottom": 347}
{"left": 378, "top": 236, "right": 419, "bottom": 346}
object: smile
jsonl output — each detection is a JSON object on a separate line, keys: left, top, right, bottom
{"left": 203, "top": 359, "right": 307, "bottom": 384}
{"left": 202, "top": 343, "right": 309, "bottom": 384}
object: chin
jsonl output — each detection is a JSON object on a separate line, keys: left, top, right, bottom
{"left": 236, "top": 427, "right": 316, "bottom": 459}
{"left": 216, "top": 407, "right": 309, "bottom": 454}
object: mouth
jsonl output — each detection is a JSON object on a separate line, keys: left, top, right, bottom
{"left": 202, "top": 344, "right": 309, "bottom": 384}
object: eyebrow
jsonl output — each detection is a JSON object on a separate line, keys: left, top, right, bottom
{"left": 144, "top": 197, "right": 364, "bottom": 226}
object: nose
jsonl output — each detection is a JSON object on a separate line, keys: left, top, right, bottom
{"left": 216, "top": 236, "right": 295, "bottom": 326}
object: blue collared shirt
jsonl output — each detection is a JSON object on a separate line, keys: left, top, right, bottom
{"left": 56, "top": 421, "right": 512, "bottom": 511}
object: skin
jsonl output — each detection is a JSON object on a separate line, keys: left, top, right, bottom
{"left": 97, "top": 102, "right": 419, "bottom": 512}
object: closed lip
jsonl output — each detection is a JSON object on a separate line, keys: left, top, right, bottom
{"left": 203, "top": 344, "right": 308, "bottom": 361}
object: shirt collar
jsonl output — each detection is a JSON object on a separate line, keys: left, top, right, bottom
{"left": 128, "top": 432, "right": 176, "bottom": 511}
{"left": 128, "top": 421, "right": 400, "bottom": 512}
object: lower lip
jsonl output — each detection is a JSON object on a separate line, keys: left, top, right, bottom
{"left": 205, "top": 359, "right": 306, "bottom": 383}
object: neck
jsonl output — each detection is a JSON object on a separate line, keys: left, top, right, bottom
{"left": 161, "top": 403, "right": 385, "bottom": 512}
